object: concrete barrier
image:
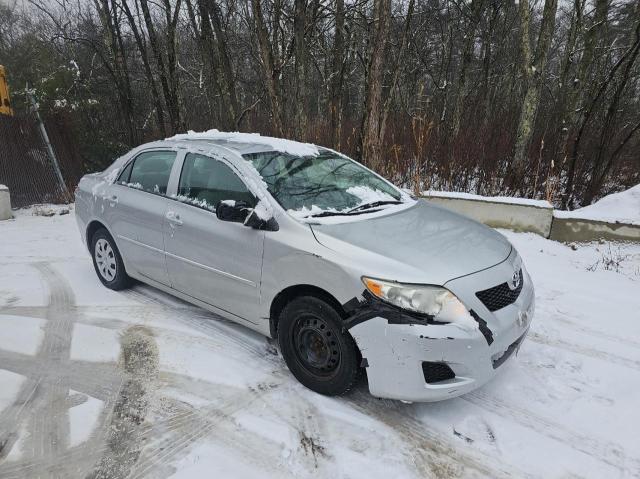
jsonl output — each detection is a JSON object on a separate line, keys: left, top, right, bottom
{"left": 423, "top": 193, "right": 553, "bottom": 237}
{"left": 550, "top": 216, "right": 640, "bottom": 243}
{"left": 0, "top": 185, "right": 11, "bottom": 220}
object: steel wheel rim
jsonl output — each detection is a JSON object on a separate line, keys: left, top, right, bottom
{"left": 293, "top": 314, "right": 340, "bottom": 376}
{"left": 95, "top": 238, "right": 117, "bottom": 282}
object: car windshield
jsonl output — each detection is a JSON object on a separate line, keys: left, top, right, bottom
{"left": 243, "top": 150, "right": 404, "bottom": 216}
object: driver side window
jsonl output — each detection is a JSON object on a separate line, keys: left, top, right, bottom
{"left": 177, "top": 153, "right": 256, "bottom": 212}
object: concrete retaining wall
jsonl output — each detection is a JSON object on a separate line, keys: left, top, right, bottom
{"left": 0, "top": 185, "right": 11, "bottom": 220}
{"left": 549, "top": 217, "right": 640, "bottom": 243}
{"left": 424, "top": 195, "right": 553, "bottom": 237}
{"left": 423, "top": 193, "right": 639, "bottom": 243}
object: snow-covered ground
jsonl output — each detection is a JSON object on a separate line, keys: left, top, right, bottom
{"left": 554, "top": 184, "right": 640, "bottom": 225}
{"left": 1, "top": 206, "right": 639, "bottom": 478}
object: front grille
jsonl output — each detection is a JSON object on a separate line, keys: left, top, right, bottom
{"left": 476, "top": 269, "right": 523, "bottom": 312}
{"left": 422, "top": 362, "right": 455, "bottom": 384}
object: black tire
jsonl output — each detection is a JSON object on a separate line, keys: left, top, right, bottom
{"left": 90, "top": 228, "right": 131, "bottom": 290}
{"left": 278, "top": 296, "right": 360, "bottom": 396}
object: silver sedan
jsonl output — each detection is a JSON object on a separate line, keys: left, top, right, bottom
{"left": 75, "top": 131, "right": 534, "bottom": 402}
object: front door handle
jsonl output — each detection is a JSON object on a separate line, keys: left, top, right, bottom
{"left": 107, "top": 195, "right": 118, "bottom": 205}
{"left": 166, "top": 211, "right": 183, "bottom": 226}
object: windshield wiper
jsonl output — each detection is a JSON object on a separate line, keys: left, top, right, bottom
{"left": 347, "top": 200, "right": 403, "bottom": 214}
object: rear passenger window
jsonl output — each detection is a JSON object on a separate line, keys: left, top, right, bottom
{"left": 124, "top": 151, "right": 177, "bottom": 194}
{"left": 117, "top": 160, "right": 134, "bottom": 184}
{"left": 177, "top": 153, "right": 255, "bottom": 211}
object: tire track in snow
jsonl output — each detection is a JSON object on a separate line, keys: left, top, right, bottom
{"left": 0, "top": 262, "right": 125, "bottom": 479}
{"left": 0, "top": 263, "right": 76, "bottom": 473}
{"left": 346, "top": 391, "right": 535, "bottom": 479}
{"left": 463, "top": 390, "right": 640, "bottom": 477}
{"left": 528, "top": 332, "right": 640, "bottom": 371}
{"left": 129, "top": 385, "right": 285, "bottom": 479}
{"left": 551, "top": 313, "right": 640, "bottom": 350}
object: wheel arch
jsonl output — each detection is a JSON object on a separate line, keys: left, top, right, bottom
{"left": 86, "top": 219, "right": 111, "bottom": 251}
{"left": 269, "top": 284, "right": 347, "bottom": 339}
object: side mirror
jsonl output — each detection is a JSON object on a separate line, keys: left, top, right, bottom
{"left": 244, "top": 209, "right": 279, "bottom": 231}
{"left": 216, "top": 200, "right": 279, "bottom": 231}
{"left": 216, "top": 200, "right": 250, "bottom": 223}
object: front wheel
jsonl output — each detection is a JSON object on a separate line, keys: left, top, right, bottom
{"left": 91, "top": 228, "right": 131, "bottom": 290}
{"left": 278, "top": 296, "right": 360, "bottom": 396}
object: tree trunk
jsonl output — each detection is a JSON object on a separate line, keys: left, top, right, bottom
{"left": 512, "top": 0, "right": 558, "bottom": 178}
{"left": 329, "top": 0, "right": 345, "bottom": 149}
{"left": 561, "top": 0, "right": 609, "bottom": 207}
{"left": 251, "top": 0, "right": 285, "bottom": 136}
{"left": 361, "top": 0, "right": 391, "bottom": 170}
{"left": 206, "top": 0, "right": 241, "bottom": 128}
{"left": 139, "top": 0, "right": 182, "bottom": 134}
{"left": 451, "top": 0, "right": 484, "bottom": 137}
{"left": 118, "top": 0, "right": 167, "bottom": 136}
{"left": 293, "top": 0, "right": 308, "bottom": 139}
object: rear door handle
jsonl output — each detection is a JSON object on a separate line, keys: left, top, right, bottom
{"left": 166, "top": 211, "right": 183, "bottom": 226}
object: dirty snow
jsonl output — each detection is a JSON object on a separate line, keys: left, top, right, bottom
{"left": 424, "top": 190, "right": 553, "bottom": 208}
{"left": 0, "top": 208, "right": 639, "bottom": 478}
{"left": 169, "top": 129, "right": 320, "bottom": 157}
{"left": 555, "top": 184, "right": 640, "bottom": 225}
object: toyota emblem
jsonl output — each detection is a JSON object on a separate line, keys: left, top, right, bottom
{"left": 509, "top": 270, "right": 521, "bottom": 290}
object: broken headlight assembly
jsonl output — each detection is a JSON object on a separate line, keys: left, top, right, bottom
{"left": 361, "top": 276, "right": 473, "bottom": 325}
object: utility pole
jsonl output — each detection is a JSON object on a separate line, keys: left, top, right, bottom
{"left": 26, "top": 85, "right": 71, "bottom": 201}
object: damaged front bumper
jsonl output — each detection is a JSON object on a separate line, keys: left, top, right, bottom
{"left": 348, "top": 251, "right": 534, "bottom": 402}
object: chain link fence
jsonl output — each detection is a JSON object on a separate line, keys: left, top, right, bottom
{"left": 0, "top": 112, "right": 84, "bottom": 208}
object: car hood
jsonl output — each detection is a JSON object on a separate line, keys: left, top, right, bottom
{"left": 310, "top": 199, "right": 512, "bottom": 285}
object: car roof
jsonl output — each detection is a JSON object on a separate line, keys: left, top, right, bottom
{"left": 173, "top": 138, "right": 280, "bottom": 156}
{"left": 160, "top": 130, "right": 325, "bottom": 158}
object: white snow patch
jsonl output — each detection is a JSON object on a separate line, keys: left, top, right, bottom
{"left": 424, "top": 190, "right": 553, "bottom": 208}
{"left": 70, "top": 323, "right": 121, "bottom": 363}
{"left": 168, "top": 129, "right": 320, "bottom": 157}
{"left": 103, "top": 167, "right": 120, "bottom": 185}
{"left": 554, "top": 184, "right": 640, "bottom": 225}
{"left": 0, "top": 370, "right": 26, "bottom": 415}
{"left": 0, "top": 183, "right": 7, "bottom": 190}
{"left": 248, "top": 200, "right": 273, "bottom": 222}
{"left": 68, "top": 392, "right": 104, "bottom": 447}
{"left": 170, "top": 194, "right": 216, "bottom": 212}
{"left": 0, "top": 315, "right": 45, "bottom": 355}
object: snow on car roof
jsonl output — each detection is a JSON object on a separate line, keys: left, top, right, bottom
{"left": 167, "top": 129, "right": 321, "bottom": 157}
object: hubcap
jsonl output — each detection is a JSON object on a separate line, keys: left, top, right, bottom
{"left": 95, "top": 238, "right": 117, "bottom": 282}
{"left": 293, "top": 315, "right": 340, "bottom": 376}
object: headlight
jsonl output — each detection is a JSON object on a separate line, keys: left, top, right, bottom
{"left": 362, "top": 277, "right": 477, "bottom": 330}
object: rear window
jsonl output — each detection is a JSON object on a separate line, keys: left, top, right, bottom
{"left": 118, "top": 151, "right": 177, "bottom": 195}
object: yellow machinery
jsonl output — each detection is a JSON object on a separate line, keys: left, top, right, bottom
{"left": 0, "top": 65, "right": 14, "bottom": 116}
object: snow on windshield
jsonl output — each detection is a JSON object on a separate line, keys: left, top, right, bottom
{"left": 346, "top": 186, "right": 398, "bottom": 204}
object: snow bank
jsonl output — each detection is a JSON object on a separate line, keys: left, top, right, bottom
{"left": 554, "top": 184, "right": 640, "bottom": 226}
{"left": 168, "top": 129, "right": 320, "bottom": 157}
{"left": 424, "top": 190, "right": 552, "bottom": 209}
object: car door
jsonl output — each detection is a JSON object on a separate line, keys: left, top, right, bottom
{"left": 163, "top": 152, "right": 264, "bottom": 322}
{"left": 104, "top": 149, "right": 179, "bottom": 286}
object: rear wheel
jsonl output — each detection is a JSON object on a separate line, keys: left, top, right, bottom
{"left": 278, "top": 296, "right": 360, "bottom": 395}
{"left": 91, "top": 228, "right": 131, "bottom": 290}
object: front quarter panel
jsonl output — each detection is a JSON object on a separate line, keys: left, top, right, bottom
{"left": 259, "top": 215, "right": 365, "bottom": 335}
